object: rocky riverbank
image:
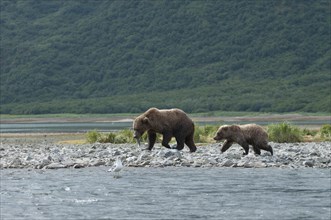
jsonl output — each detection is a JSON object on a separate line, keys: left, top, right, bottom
{"left": 1, "top": 141, "right": 330, "bottom": 169}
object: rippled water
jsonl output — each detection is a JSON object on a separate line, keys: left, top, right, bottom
{"left": 1, "top": 167, "right": 330, "bottom": 220}
{"left": 1, "top": 119, "right": 327, "bottom": 133}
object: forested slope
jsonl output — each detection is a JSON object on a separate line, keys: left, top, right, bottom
{"left": 1, "top": 0, "right": 330, "bottom": 114}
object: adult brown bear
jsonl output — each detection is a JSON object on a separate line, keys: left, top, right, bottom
{"left": 133, "top": 108, "right": 197, "bottom": 152}
{"left": 213, "top": 124, "right": 273, "bottom": 155}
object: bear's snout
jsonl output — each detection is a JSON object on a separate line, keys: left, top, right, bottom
{"left": 133, "top": 130, "right": 141, "bottom": 139}
{"left": 213, "top": 136, "right": 221, "bottom": 141}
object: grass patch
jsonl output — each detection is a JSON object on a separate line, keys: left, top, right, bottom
{"left": 194, "top": 125, "right": 219, "bottom": 143}
{"left": 267, "top": 122, "right": 303, "bottom": 143}
{"left": 85, "top": 123, "right": 331, "bottom": 144}
{"left": 86, "top": 125, "right": 219, "bottom": 144}
{"left": 319, "top": 124, "right": 331, "bottom": 141}
{"left": 86, "top": 130, "right": 102, "bottom": 143}
{"left": 86, "top": 129, "right": 136, "bottom": 144}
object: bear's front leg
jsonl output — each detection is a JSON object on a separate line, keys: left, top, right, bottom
{"left": 237, "top": 141, "right": 249, "bottom": 155}
{"left": 221, "top": 140, "right": 233, "bottom": 153}
{"left": 147, "top": 131, "right": 157, "bottom": 150}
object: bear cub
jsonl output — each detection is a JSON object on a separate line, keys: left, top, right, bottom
{"left": 213, "top": 124, "right": 273, "bottom": 155}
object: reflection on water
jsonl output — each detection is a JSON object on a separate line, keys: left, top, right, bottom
{"left": 0, "top": 122, "right": 133, "bottom": 133}
{"left": 1, "top": 167, "right": 330, "bottom": 220}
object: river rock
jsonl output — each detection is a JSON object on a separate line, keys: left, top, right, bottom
{"left": 220, "top": 159, "right": 234, "bottom": 167}
{"left": 73, "top": 163, "right": 86, "bottom": 169}
{"left": 45, "top": 163, "right": 67, "bottom": 169}
{"left": 0, "top": 141, "right": 330, "bottom": 169}
{"left": 303, "top": 160, "right": 314, "bottom": 167}
{"left": 10, "top": 158, "right": 22, "bottom": 168}
{"left": 90, "top": 160, "right": 106, "bottom": 167}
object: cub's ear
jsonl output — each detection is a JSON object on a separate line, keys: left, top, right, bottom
{"left": 143, "top": 117, "right": 149, "bottom": 124}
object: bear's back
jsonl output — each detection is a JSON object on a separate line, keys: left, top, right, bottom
{"left": 240, "top": 124, "right": 268, "bottom": 142}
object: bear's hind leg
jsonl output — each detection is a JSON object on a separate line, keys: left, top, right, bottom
{"left": 184, "top": 134, "right": 197, "bottom": 152}
{"left": 252, "top": 145, "right": 261, "bottom": 155}
{"left": 161, "top": 133, "right": 172, "bottom": 149}
{"left": 237, "top": 141, "right": 249, "bottom": 155}
{"left": 259, "top": 144, "right": 273, "bottom": 155}
{"left": 175, "top": 137, "right": 185, "bottom": 151}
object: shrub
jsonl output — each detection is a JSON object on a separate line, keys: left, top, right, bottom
{"left": 86, "top": 130, "right": 101, "bottom": 143}
{"left": 302, "top": 128, "right": 318, "bottom": 136}
{"left": 86, "top": 129, "right": 147, "bottom": 144}
{"left": 267, "top": 122, "right": 303, "bottom": 143}
{"left": 320, "top": 124, "right": 331, "bottom": 140}
{"left": 194, "top": 125, "right": 219, "bottom": 143}
{"left": 113, "top": 129, "right": 135, "bottom": 144}
{"left": 99, "top": 132, "right": 116, "bottom": 143}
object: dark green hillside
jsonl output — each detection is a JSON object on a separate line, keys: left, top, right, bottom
{"left": 1, "top": 0, "right": 330, "bottom": 114}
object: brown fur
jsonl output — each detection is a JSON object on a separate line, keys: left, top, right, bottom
{"left": 133, "top": 108, "right": 197, "bottom": 152}
{"left": 213, "top": 124, "right": 273, "bottom": 155}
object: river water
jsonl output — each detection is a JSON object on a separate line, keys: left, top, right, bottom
{"left": 0, "top": 119, "right": 328, "bottom": 133}
{"left": 1, "top": 167, "right": 330, "bottom": 220}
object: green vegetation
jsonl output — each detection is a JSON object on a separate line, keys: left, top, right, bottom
{"left": 267, "top": 122, "right": 303, "bottom": 143}
{"left": 86, "top": 123, "right": 330, "bottom": 144}
{"left": 86, "top": 129, "right": 137, "bottom": 144}
{"left": 86, "top": 125, "right": 219, "bottom": 144}
{"left": 194, "top": 125, "right": 219, "bottom": 143}
{"left": 1, "top": 0, "right": 330, "bottom": 114}
{"left": 86, "top": 130, "right": 102, "bottom": 143}
{"left": 319, "top": 124, "right": 331, "bottom": 141}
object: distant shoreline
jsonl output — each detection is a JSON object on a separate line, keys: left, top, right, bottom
{"left": 1, "top": 113, "right": 330, "bottom": 124}
{"left": 0, "top": 114, "right": 330, "bottom": 145}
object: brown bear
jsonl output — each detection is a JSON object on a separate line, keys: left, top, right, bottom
{"left": 213, "top": 124, "right": 273, "bottom": 155}
{"left": 133, "top": 108, "right": 197, "bottom": 152}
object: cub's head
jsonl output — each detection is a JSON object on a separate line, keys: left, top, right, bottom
{"left": 213, "top": 125, "right": 240, "bottom": 141}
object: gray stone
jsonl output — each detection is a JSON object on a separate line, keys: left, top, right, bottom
{"left": 10, "top": 158, "right": 22, "bottom": 167}
{"left": 1, "top": 141, "right": 331, "bottom": 169}
{"left": 303, "top": 160, "right": 314, "bottom": 167}
{"left": 220, "top": 159, "right": 234, "bottom": 167}
{"left": 73, "top": 163, "right": 86, "bottom": 169}
{"left": 25, "top": 155, "right": 33, "bottom": 161}
{"left": 140, "top": 161, "right": 150, "bottom": 166}
{"left": 90, "top": 160, "right": 106, "bottom": 167}
{"left": 45, "top": 163, "right": 66, "bottom": 169}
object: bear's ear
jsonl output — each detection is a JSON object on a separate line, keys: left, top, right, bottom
{"left": 142, "top": 116, "right": 149, "bottom": 124}
{"left": 230, "top": 125, "right": 240, "bottom": 132}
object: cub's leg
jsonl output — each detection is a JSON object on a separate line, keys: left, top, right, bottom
{"left": 221, "top": 140, "right": 234, "bottom": 153}
{"left": 237, "top": 140, "right": 249, "bottom": 155}
{"left": 252, "top": 145, "right": 261, "bottom": 155}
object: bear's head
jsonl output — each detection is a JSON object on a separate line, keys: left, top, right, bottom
{"left": 213, "top": 125, "right": 240, "bottom": 141}
{"left": 133, "top": 115, "right": 151, "bottom": 141}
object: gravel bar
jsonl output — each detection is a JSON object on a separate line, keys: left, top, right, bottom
{"left": 1, "top": 142, "right": 330, "bottom": 169}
